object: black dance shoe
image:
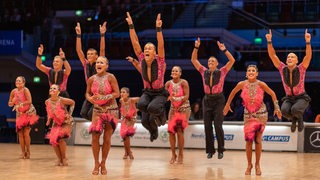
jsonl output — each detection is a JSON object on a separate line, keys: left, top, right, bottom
{"left": 150, "top": 131, "right": 159, "bottom": 142}
{"left": 291, "top": 122, "right": 296, "bottom": 133}
{"left": 298, "top": 121, "right": 304, "bottom": 132}
{"left": 207, "top": 153, "right": 213, "bottom": 159}
{"left": 218, "top": 153, "right": 224, "bottom": 159}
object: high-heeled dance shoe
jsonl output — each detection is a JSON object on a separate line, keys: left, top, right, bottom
{"left": 19, "top": 153, "right": 25, "bottom": 159}
{"left": 25, "top": 151, "right": 30, "bottom": 159}
{"left": 255, "top": 164, "right": 262, "bottom": 176}
{"left": 245, "top": 164, "right": 253, "bottom": 175}
{"left": 177, "top": 154, "right": 183, "bottom": 164}
{"left": 62, "top": 158, "right": 68, "bottom": 166}
{"left": 169, "top": 154, "right": 177, "bottom": 164}
{"left": 92, "top": 164, "right": 100, "bottom": 175}
{"left": 128, "top": 152, "right": 134, "bottom": 160}
{"left": 100, "top": 164, "right": 107, "bottom": 175}
{"left": 123, "top": 153, "right": 128, "bottom": 159}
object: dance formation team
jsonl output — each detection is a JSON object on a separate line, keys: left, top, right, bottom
{"left": 7, "top": 12, "right": 312, "bottom": 176}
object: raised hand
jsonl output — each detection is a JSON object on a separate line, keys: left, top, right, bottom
{"left": 156, "top": 13, "right": 162, "bottom": 27}
{"left": 59, "top": 48, "right": 65, "bottom": 59}
{"left": 126, "top": 12, "right": 133, "bottom": 25}
{"left": 265, "top": 29, "right": 272, "bottom": 42}
{"left": 100, "top": 21, "right": 107, "bottom": 34}
{"left": 305, "top": 29, "right": 311, "bottom": 42}
{"left": 194, "top": 37, "right": 200, "bottom": 48}
{"left": 75, "top": 22, "right": 81, "bottom": 35}
{"left": 126, "top": 56, "right": 134, "bottom": 63}
{"left": 38, "top": 44, "right": 44, "bottom": 55}
{"left": 217, "top": 41, "right": 226, "bottom": 51}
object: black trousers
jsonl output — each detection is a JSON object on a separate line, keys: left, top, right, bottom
{"left": 80, "top": 99, "right": 93, "bottom": 121}
{"left": 281, "top": 93, "right": 311, "bottom": 123}
{"left": 202, "top": 93, "right": 225, "bottom": 154}
{"left": 137, "top": 88, "right": 168, "bottom": 134}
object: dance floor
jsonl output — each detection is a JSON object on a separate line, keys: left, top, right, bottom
{"left": 0, "top": 143, "right": 319, "bottom": 180}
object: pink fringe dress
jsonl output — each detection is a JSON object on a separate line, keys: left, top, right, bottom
{"left": 12, "top": 88, "right": 39, "bottom": 132}
{"left": 89, "top": 74, "right": 118, "bottom": 134}
{"left": 46, "top": 98, "right": 73, "bottom": 146}
{"left": 240, "top": 80, "right": 268, "bottom": 142}
{"left": 120, "top": 99, "right": 137, "bottom": 139}
{"left": 167, "top": 80, "right": 191, "bottom": 134}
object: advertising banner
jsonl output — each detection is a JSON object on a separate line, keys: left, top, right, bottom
{"left": 304, "top": 127, "right": 320, "bottom": 152}
{"left": 0, "top": 30, "right": 23, "bottom": 55}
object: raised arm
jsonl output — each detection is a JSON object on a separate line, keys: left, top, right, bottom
{"left": 126, "top": 12, "right": 142, "bottom": 57}
{"left": 191, "top": 37, "right": 203, "bottom": 71}
{"left": 259, "top": 81, "right": 282, "bottom": 119}
{"left": 266, "top": 29, "right": 281, "bottom": 69}
{"left": 217, "top": 41, "right": 235, "bottom": 71}
{"left": 223, "top": 81, "right": 244, "bottom": 116}
{"left": 75, "top": 22, "right": 86, "bottom": 64}
{"left": 301, "top": 29, "right": 312, "bottom": 69}
{"left": 126, "top": 56, "right": 141, "bottom": 73}
{"left": 36, "top": 44, "right": 49, "bottom": 73}
{"left": 156, "top": 13, "right": 165, "bottom": 58}
{"left": 59, "top": 48, "right": 71, "bottom": 76}
{"left": 99, "top": 21, "right": 107, "bottom": 56}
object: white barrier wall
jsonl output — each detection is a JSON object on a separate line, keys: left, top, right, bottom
{"left": 74, "top": 121, "right": 298, "bottom": 151}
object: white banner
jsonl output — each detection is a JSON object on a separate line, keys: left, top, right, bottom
{"left": 73, "top": 121, "right": 297, "bottom": 151}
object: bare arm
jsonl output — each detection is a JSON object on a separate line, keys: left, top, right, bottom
{"left": 156, "top": 13, "right": 165, "bottom": 58}
{"left": 109, "top": 74, "right": 120, "bottom": 99}
{"left": 181, "top": 79, "right": 190, "bottom": 102}
{"left": 259, "top": 81, "right": 282, "bottom": 119}
{"left": 217, "top": 41, "right": 235, "bottom": 71}
{"left": 75, "top": 22, "right": 86, "bottom": 64}
{"left": 99, "top": 21, "right": 107, "bottom": 56}
{"left": 266, "top": 29, "right": 281, "bottom": 68}
{"left": 60, "top": 97, "right": 75, "bottom": 115}
{"left": 36, "top": 44, "right": 49, "bottom": 73}
{"left": 85, "top": 77, "right": 94, "bottom": 104}
{"left": 126, "top": 12, "right": 142, "bottom": 57}
{"left": 23, "top": 87, "right": 32, "bottom": 106}
{"left": 130, "top": 97, "right": 140, "bottom": 104}
{"left": 8, "top": 89, "right": 15, "bottom": 107}
{"left": 223, "top": 81, "right": 244, "bottom": 116}
{"left": 126, "top": 56, "right": 141, "bottom": 73}
{"left": 191, "top": 37, "right": 203, "bottom": 71}
{"left": 60, "top": 48, "right": 71, "bottom": 76}
{"left": 302, "top": 29, "right": 312, "bottom": 69}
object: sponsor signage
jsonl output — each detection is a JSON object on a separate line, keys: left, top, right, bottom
{"left": 304, "top": 127, "right": 320, "bottom": 152}
{"left": 74, "top": 121, "right": 298, "bottom": 151}
{"left": 0, "top": 30, "right": 23, "bottom": 55}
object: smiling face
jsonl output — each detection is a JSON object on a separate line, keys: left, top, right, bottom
{"left": 171, "top": 66, "right": 182, "bottom": 79}
{"left": 52, "top": 56, "right": 63, "bottom": 70}
{"left": 286, "top": 53, "right": 298, "bottom": 68}
{"left": 120, "top": 87, "right": 130, "bottom": 99}
{"left": 143, "top": 43, "right": 156, "bottom": 62}
{"left": 49, "top": 84, "right": 60, "bottom": 97}
{"left": 15, "top": 76, "right": 25, "bottom": 88}
{"left": 207, "top": 56, "right": 218, "bottom": 70}
{"left": 86, "top": 49, "right": 98, "bottom": 63}
{"left": 95, "top": 56, "right": 109, "bottom": 74}
{"left": 246, "top": 65, "right": 258, "bottom": 81}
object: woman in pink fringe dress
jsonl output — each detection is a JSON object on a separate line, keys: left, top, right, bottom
{"left": 8, "top": 76, "right": 39, "bottom": 159}
{"left": 223, "top": 65, "right": 282, "bottom": 176}
{"left": 119, "top": 87, "right": 139, "bottom": 160}
{"left": 45, "top": 84, "right": 75, "bottom": 166}
{"left": 165, "top": 66, "right": 191, "bottom": 164}
{"left": 85, "top": 56, "right": 120, "bottom": 175}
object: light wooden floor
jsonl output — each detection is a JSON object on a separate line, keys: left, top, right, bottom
{"left": 0, "top": 143, "right": 319, "bottom": 180}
